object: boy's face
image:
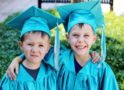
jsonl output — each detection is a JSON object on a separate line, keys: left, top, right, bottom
{"left": 19, "top": 32, "right": 50, "bottom": 64}
{"left": 67, "top": 24, "right": 96, "bottom": 56}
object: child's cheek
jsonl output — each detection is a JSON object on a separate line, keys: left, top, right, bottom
{"left": 23, "top": 45, "right": 31, "bottom": 52}
{"left": 69, "top": 39, "right": 76, "bottom": 45}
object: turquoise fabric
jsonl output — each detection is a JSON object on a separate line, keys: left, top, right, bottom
{"left": 67, "top": 10, "right": 97, "bottom": 33}
{"left": 0, "top": 60, "right": 57, "bottom": 90}
{"left": 6, "top": 6, "right": 63, "bottom": 37}
{"left": 21, "top": 17, "right": 50, "bottom": 37}
{"left": 56, "top": 50, "right": 119, "bottom": 90}
{"left": 57, "top": 0, "right": 104, "bottom": 32}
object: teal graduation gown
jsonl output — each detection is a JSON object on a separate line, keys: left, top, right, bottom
{"left": 0, "top": 60, "right": 57, "bottom": 90}
{"left": 57, "top": 49, "right": 119, "bottom": 90}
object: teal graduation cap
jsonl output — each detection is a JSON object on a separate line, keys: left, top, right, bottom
{"left": 6, "top": 6, "right": 63, "bottom": 38}
{"left": 57, "top": 0, "right": 106, "bottom": 62}
{"left": 57, "top": 0, "right": 104, "bottom": 32}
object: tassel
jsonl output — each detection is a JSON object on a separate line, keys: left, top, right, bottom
{"left": 54, "top": 21, "right": 60, "bottom": 71}
{"left": 98, "top": 25, "right": 106, "bottom": 68}
{"left": 101, "top": 25, "right": 106, "bottom": 62}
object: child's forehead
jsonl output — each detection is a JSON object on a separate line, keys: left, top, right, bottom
{"left": 23, "top": 32, "right": 50, "bottom": 41}
{"left": 70, "top": 24, "right": 94, "bottom": 33}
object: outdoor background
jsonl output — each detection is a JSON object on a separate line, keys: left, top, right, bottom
{"left": 0, "top": 0, "right": 124, "bottom": 90}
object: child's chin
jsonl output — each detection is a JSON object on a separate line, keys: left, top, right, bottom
{"left": 77, "top": 53, "right": 86, "bottom": 56}
{"left": 30, "top": 58, "right": 41, "bottom": 62}
{"left": 77, "top": 49, "right": 87, "bottom": 53}
{"left": 31, "top": 60, "right": 41, "bottom": 64}
{"left": 76, "top": 50, "right": 88, "bottom": 56}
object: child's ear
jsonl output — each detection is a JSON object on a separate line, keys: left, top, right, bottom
{"left": 93, "top": 35, "right": 97, "bottom": 44}
{"left": 47, "top": 44, "right": 50, "bottom": 52}
{"left": 46, "top": 42, "right": 50, "bottom": 54}
{"left": 18, "top": 41, "right": 23, "bottom": 51}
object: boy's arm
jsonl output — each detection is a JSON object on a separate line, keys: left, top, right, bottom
{"left": 6, "top": 54, "right": 24, "bottom": 80}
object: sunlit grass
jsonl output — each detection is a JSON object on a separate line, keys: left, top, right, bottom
{"left": 105, "top": 12, "right": 124, "bottom": 42}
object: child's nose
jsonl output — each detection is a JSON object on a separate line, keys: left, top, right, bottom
{"left": 78, "top": 36, "right": 84, "bottom": 43}
{"left": 31, "top": 46, "right": 39, "bottom": 52}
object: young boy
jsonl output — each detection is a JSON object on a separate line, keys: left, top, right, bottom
{"left": 56, "top": 0, "right": 119, "bottom": 90}
{"left": 0, "top": 6, "right": 63, "bottom": 90}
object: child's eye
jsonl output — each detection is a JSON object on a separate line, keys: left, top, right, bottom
{"left": 27, "top": 44, "right": 33, "bottom": 46}
{"left": 73, "top": 34, "right": 79, "bottom": 37}
{"left": 84, "top": 35, "right": 89, "bottom": 37}
{"left": 39, "top": 45, "right": 43, "bottom": 47}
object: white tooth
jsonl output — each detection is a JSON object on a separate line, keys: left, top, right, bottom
{"left": 77, "top": 46, "right": 85, "bottom": 49}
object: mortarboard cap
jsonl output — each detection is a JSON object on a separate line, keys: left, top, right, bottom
{"left": 6, "top": 6, "right": 63, "bottom": 37}
{"left": 57, "top": 0, "right": 104, "bottom": 33}
{"left": 57, "top": 0, "right": 106, "bottom": 63}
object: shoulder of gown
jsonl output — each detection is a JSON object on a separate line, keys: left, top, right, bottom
{"left": 0, "top": 63, "right": 57, "bottom": 90}
{"left": 57, "top": 51, "right": 119, "bottom": 90}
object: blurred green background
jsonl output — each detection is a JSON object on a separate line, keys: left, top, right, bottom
{"left": 0, "top": 10, "right": 124, "bottom": 89}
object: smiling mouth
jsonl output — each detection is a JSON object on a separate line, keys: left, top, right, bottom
{"left": 76, "top": 45, "right": 87, "bottom": 49}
